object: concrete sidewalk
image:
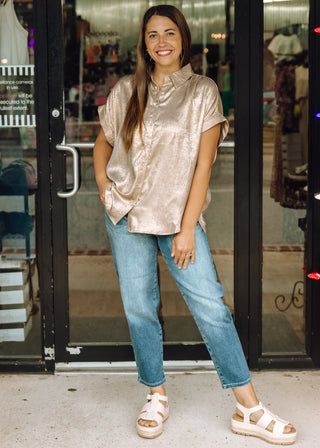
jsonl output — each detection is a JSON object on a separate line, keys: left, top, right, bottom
{"left": 0, "top": 370, "right": 319, "bottom": 448}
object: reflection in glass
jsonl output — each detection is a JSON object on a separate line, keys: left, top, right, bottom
{"left": 262, "top": 0, "right": 309, "bottom": 355}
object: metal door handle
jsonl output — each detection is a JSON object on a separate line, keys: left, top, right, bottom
{"left": 67, "top": 142, "right": 94, "bottom": 150}
{"left": 56, "top": 144, "right": 80, "bottom": 198}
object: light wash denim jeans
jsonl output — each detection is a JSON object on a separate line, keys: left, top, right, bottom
{"left": 105, "top": 212, "right": 251, "bottom": 389}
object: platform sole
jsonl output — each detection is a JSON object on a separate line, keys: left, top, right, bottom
{"left": 137, "top": 413, "right": 169, "bottom": 439}
{"left": 232, "top": 422, "right": 296, "bottom": 445}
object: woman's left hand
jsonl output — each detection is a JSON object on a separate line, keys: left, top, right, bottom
{"left": 171, "top": 229, "right": 195, "bottom": 270}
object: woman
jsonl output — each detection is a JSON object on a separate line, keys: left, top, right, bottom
{"left": 93, "top": 4, "right": 296, "bottom": 445}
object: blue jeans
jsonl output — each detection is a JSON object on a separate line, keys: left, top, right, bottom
{"left": 105, "top": 213, "right": 251, "bottom": 389}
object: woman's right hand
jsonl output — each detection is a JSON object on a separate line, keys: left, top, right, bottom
{"left": 93, "top": 128, "right": 114, "bottom": 206}
{"left": 97, "top": 178, "right": 112, "bottom": 206}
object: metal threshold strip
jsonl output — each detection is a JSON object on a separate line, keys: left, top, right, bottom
{"left": 55, "top": 360, "right": 216, "bottom": 375}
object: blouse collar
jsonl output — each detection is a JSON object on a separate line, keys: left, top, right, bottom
{"left": 150, "top": 63, "right": 194, "bottom": 89}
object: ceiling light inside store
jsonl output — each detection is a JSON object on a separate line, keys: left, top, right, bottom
{"left": 1, "top": 58, "right": 8, "bottom": 64}
{"left": 211, "top": 33, "right": 226, "bottom": 39}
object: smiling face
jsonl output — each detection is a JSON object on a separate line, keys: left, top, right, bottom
{"left": 145, "top": 15, "right": 183, "bottom": 74}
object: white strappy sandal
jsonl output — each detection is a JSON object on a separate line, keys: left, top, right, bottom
{"left": 231, "top": 401, "right": 297, "bottom": 445}
{"left": 136, "top": 393, "right": 169, "bottom": 439}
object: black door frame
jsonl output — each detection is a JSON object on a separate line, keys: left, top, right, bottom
{"left": 234, "top": 0, "right": 263, "bottom": 365}
{"left": 0, "top": 0, "right": 54, "bottom": 372}
{"left": 1, "top": 0, "right": 319, "bottom": 371}
{"left": 307, "top": 0, "right": 320, "bottom": 367}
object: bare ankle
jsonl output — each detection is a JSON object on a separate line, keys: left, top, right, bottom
{"left": 150, "top": 386, "right": 166, "bottom": 396}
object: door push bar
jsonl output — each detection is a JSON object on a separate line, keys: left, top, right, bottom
{"left": 56, "top": 144, "right": 80, "bottom": 198}
{"left": 56, "top": 142, "right": 95, "bottom": 198}
{"left": 56, "top": 142, "right": 94, "bottom": 198}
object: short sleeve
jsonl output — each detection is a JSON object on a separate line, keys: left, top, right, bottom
{"left": 268, "top": 34, "right": 302, "bottom": 57}
{"left": 201, "top": 79, "right": 229, "bottom": 145}
{"left": 98, "top": 86, "right": 117, "bottom": 147}
{"left": 268, "top": 35, "right": 279, "bottom": 56}
{"left": 291, "top": 34, "right": 303, "bottom": 54}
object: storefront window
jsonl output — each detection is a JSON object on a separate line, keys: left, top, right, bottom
{"left": 0, "top": 0, "right": 41, "bottom": 356}
{"left": 262, "top": 0, "right": 309, "bottom": 354}
{"left": 62, "top": 0, "right": 235, "bottom": 345}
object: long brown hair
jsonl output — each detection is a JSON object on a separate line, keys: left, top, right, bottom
{"left": 121, "top": 5, "right": 191, "bottom": 151}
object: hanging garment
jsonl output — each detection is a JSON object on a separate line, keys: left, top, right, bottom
{"left": 270, "top": 115, "right": 306, "bottom": 209}
{"left": 270, "top": 62, "right": 306, "bottom": 208}
{"left": 275, "top": 63, "right": 299, "bottom": 132}
{"left": 270, "top": 113, "right": 284, "bottom": 204}
{"left": 0, "top": 0, "right": 29, "bottom": 65}
{"left": 295, "top": 65, "right": 309, "bottom": 164}
{"left": 268, "top": 34, "right": 302, "bottom": 64}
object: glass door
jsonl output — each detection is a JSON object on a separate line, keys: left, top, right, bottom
{"left": 53, "top": 0, "right": 236, "bottom": 363}
{"left": 262, "top": 0, "right": 309, "bottom": 355}
{"left": 0, "top": 0, "right": 43, "bottom": 362}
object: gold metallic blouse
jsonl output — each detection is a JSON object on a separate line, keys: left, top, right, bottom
{"left": 98, "top": 63, "right": 228, "bottom": 235}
